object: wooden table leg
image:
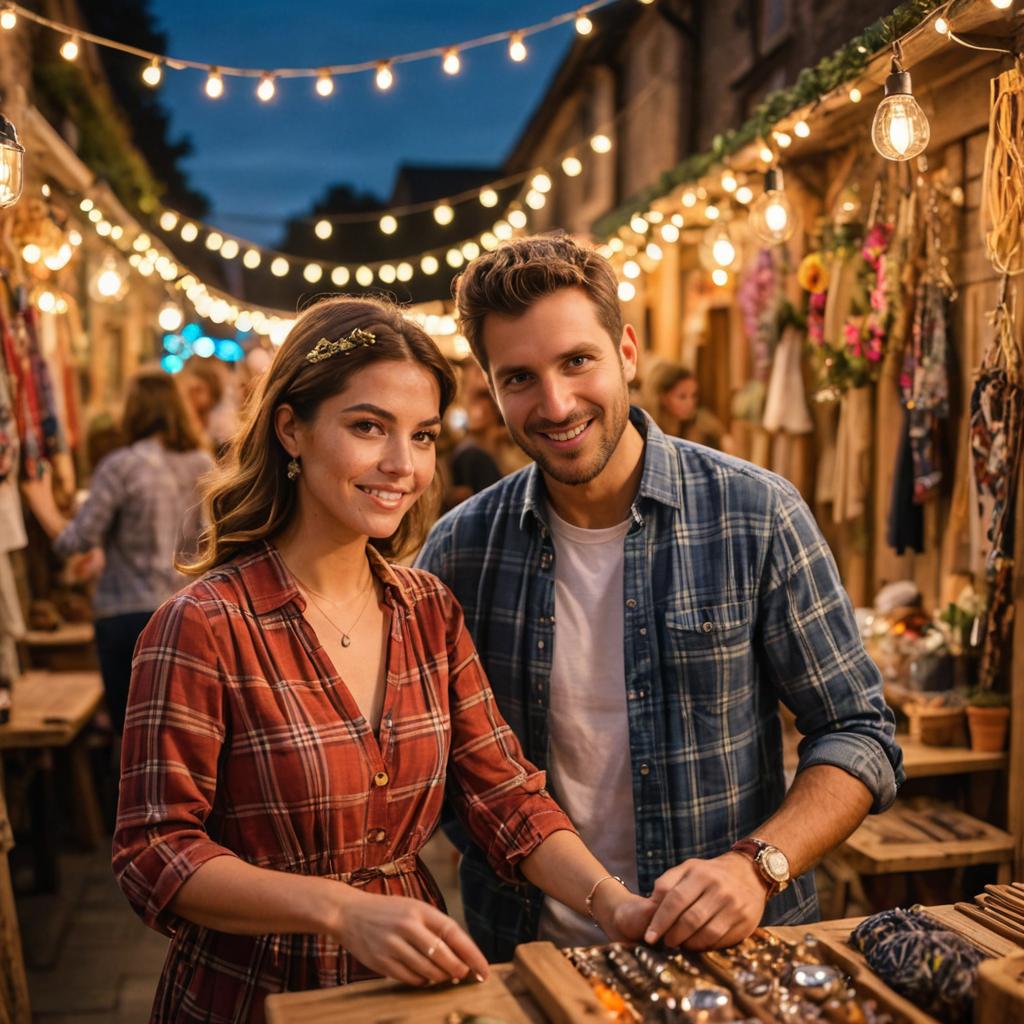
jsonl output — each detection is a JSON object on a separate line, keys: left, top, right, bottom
{"left": 27, "top": 750, "right": 58, "bottom": 893}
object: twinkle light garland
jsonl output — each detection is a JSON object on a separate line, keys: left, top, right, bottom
{"left": 0, "top": 0, "right": 638, "bottom": 101}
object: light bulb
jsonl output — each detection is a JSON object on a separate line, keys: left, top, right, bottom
{"left": 704, "top": 204, "right": 720, "bottom": 221}
{"left": 735, "top": 185, "right": 754, "bottom": 204}
{"left": 749, "top": 168, "right": 797, "bottom": 244}
{"left": 759, "top": 144, "right": 774, "bottom": 164}
{"left": 462, "top": 241, "right": 480, "bottom": 260}
{"left": 562, "top": 155, "right": 583, "bottom": 176}
{"left": 420, "top": 255, "right": 439, "bottom": 275}
{"left": 331, "top": 266, "right": 350, "bottom": 286}
{"left": 617, "top": 281, "right": 636, "bottom": 301}
{"left": 711, "top": 268, "right": 729, "bottom": 286}
{"left": 443, "top": 49, "right": 461, "bottom": 75}
{"left": 479, "top": 188, "right": 499, "bottom": 208}
{"left": 794, "top": 120, "right": 810, "bottom": 138}
{"left": 623, "top": 260, "right": 641, "bottom": 279}
{"left": 379, "top": 214, "right": 397, "bottom": 234}
{"left": 314, "top": 219, "right": 333, "bottom": 240}
{"left": 88, "top": 208, "right": 102, "bottom": 222}
{"left": 256, "top": 74, "right": 276, "bottom": 103}
{"left": 304, "top": 263, "right": 323, "bottom": 283}
{"left": 375, "top": 62, "right": 393, "bottom": 91}
{"left": 159, "top": 210, "right": 178, "bottom": 231}
{"left": 21, "top": 243, "right": 40, "bottom": 264}
{"left": 95, "top": 261, "right": 123, "bottom": 299}
{"left": 378, "top": 264, "right": 397, "bottom": 284}
{"left": 1, "top": 7, "right": 16, "bottom": 30}
{"left": 849, "top": 86, "right": 862, "bottom": 103}
{"left": 660, "top": 223, "right": 679, "bottom": 243}
{"left": 158, "top": 302, "right": 184, "bottom": 333}
{"left": 531, "top": 172, "right": 552, "bottom": 193}
{"left": 525, "top": 189, "right": 546, "bottom": 210}
{"left": 270, "top": 257, "right": 289, "bottom": 277}
{"left": 205, "top": 231, "right": 223, "bottom": 252}
{"left": 446, "top": 249, "right": 464, "bottom": 268}
{"left": 935, "top": 17, "right": 949, "bottom": 33}
{"left": 630, "top": 214, "right": 649, "bottom": 234}
{"left": 480, "top": 232, "right": 499, "bottom": 251}
{"left": 575, "top": 11, "right": 593, "bottom": 34}
{"left": 142, "top": 59, "right": 162, "bottom": 87}
{"left": 37, "top": 290, "right": 57, "bottom": 313}
{"left": 508, "top": 209, "right": 527, "bottom": 229}
{"left": 700, "top": 222, "right": 741, "bottom": 270}
{"left": 243, "top": 248, "right": 261, "bottom": 269}
{"left": 871, "top": 62, "right": 929, "bottom": 161}
{"left": 493, "top": 220, "right": 512, "bottom": 240}
{"left": 220, "top": 239, "right": 239, "bottom": 259}
{"left": 44, "top": 244, "right": 72, "bottom": 271}
{"left": 682, "top": 190, "right": 697, "bottom": 207}
{"left": 774, "top": 131, "right": 792, "bottom": 148}
{"left": 355, "top": 266, "right": 374, "bottom": 286}
{"left": 205, "top": 69, "right": 224, "bottom": 99}
{"left": 991, "top": 0, "right": 1012, "bottom": 8}
{"left": 721, "top": 170, "right": 737, "bottom": 192}
{"left": 316, "top": 71, "right": 334, "bottom": 97}
{"left": 433, "top": 203, "right": 454, "bottom": 226}
{"left": 509, "top": 33, "right": 527, "bottom": 62}
{"left": 396, "top": 262, "right": 413, "bottom": 282}
{"left": 68, "top": 229, "right": 82, "bottom": 246}
{"left": 645, "top": 242, "right": 663, "bottom": 261}
{"left": 60, "top": 36, "right": 79, "bottom": 61}
{"left": 590, "top": 133, "right": 612, "bottom": 153}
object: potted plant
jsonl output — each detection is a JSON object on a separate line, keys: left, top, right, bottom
{"left": 965, "top": 689, "right": 1011, "bottom": 753}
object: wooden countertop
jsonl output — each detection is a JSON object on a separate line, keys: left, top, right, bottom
{"left": 0, "top": 671, "right": 103, "bottom": 750}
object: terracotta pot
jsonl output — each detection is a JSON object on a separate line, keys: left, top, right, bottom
{"left": 966, "top": 705, "right": 1010, "bottom": 753}
{"left": 917, "top": 707, "right": 964, "bottom": 747}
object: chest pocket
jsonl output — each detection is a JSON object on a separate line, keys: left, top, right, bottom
{"left": 658, "top": 602, "right": 753, "bottom": 710}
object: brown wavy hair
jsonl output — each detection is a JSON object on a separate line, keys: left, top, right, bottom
{"left": 122, "top": 370, "right": 203, "bottom": 452}
{"left": 454, "top": 235, "right": 623, "bottom": 373}
{"left": 182, "top": 296, "right": 456, "bottom": 575}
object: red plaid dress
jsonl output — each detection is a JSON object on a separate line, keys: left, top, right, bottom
{"left": 113, "top": 542, "right": 573, "bottom": 1023}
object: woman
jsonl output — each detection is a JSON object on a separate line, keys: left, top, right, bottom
{"left": 112, "top": 297, "right": 654, "bottom": 1023}
{"left": 644, "top": 361, "right": 734, "bottom": 453}
{"left": 21, "top": 370, "right": 212, "bottom": 733}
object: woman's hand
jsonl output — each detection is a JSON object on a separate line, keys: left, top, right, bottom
{"left": 330, "top": 888, "right": 489, "bottom": 988}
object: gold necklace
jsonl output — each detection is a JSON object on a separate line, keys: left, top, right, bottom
{"left": 287, "top": 565, "right": 376, "bottom": 649}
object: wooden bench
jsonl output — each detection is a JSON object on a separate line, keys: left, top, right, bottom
{"left": 0, "top": 671, "right": 105, "bottom": 891}
{"left": 20, "top": 623, "right": 97, "bottom": 672}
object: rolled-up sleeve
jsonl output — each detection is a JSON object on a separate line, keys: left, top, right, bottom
{"left": 441, "top": 588, "right": 575, "bottom": 884}
{"left": 758, "top": 488, "right": 904, "bottom": 813}
{"left": 112, "top": 595, "right": 236, "bottom": 935}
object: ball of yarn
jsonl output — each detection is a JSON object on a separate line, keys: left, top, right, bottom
{"left": 850, "top": 907, "right": 983, "bottom": 1023}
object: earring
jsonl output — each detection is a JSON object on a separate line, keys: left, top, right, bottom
{"left": 286, "top": 457, "right": 301, "bottom": 481}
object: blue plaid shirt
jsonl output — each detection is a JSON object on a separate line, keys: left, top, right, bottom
{"left": 417, "top": 409, "right": 903, "bottom": 960}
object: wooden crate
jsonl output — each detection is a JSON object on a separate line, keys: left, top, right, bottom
{"left": 975, "top": 951, "right": 1024, "bottom": 1024}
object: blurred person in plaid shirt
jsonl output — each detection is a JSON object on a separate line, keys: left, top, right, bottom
{"left": 112, "top": 296, "right": 656, "bottom": 1024}
{"left": 417, "top": 237, "right": 904, "bottom": 960}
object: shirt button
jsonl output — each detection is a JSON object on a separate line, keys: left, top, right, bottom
{"left": 639, "top": 627, "right": 647, "bottom": 636}
{"left": 639, "top": 763, "right": 650, "bottom": 776}
{"left": 625, "top": 598, "right": 638, "bottom": 609}
{"left": 383, "top": 714, "right": 392, "bottom": 729}
{"left": 373, "top": 771, "right": 390, "bottom": 787}
{"left": 369, "top": 828, "right": 387, "bottom": 842}
{"left": 627, "top": 689, "right": 637, "bottom": 700}
{"left": 702, "top": 621, "right": 713, "bottom": 633}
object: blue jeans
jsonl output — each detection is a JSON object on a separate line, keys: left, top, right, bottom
{"left": 94, "top": 611, "right": 153, "bottom": 734}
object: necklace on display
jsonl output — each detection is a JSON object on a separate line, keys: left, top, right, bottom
{"left": 287, "top": 565, "right": 376, "bottom": 648}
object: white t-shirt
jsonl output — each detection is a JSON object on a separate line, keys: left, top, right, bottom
{"left": 537, "top": 505, "right": 640, "bottom": 948}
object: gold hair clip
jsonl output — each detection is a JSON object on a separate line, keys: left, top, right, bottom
{"left": 305, "top": 328, "right": 377, "bottom": 364}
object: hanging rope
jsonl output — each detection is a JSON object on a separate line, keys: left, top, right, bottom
{"left": 981, "top": 65, "right": 1024, "bottom": 278}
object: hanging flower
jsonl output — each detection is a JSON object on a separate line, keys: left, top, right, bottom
{"left": 798, "top": 252, "right": 829, "bottom": 293}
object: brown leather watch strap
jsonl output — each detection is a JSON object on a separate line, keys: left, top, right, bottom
{"left": 728, "top": 838, "right": 779, "bottom": 897}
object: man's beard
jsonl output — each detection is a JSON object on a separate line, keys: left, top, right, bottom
{"left": 507, "top": 388, "right": 631, "bottom": 486}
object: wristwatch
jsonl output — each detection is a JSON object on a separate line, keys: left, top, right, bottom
{"left": 729, "top": 837, "right": 791, "bottom": 898}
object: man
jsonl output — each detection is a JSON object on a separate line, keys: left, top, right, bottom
{"left": 417, "top": 236, "right": 903, "bottom": 960}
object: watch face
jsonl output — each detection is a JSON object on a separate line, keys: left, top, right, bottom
{"left": 763, "top": 849, "right": 789, "bottom": 881}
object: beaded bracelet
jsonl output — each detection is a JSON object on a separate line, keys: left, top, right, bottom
{"left": 585, "top": 874, "right": 627, "bottom": 922}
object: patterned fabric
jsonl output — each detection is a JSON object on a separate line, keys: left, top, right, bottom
{"left": 417, "top": 408, "right": 904, "bottom": 962}
{"left": 113, "top": 542, "right": 573, "bottom": 1023}
{"left": 53, "top": 438, "right": 213, "bottom": 617}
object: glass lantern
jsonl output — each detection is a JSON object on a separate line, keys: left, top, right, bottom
{"left": 0, "top": 114, "right": 24, "bottom": 209}
{"left": 871, "top": 64, "right": 930, "bottom": 161}
{"left": 749, "top": 168, "right": 797, "bottom": 245}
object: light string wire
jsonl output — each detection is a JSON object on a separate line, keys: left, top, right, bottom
{"left": 2, "top": 0, "right": 620, "bottom": 79}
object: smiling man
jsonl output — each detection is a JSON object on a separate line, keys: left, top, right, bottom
{"left": 416, "top": 236, "right": 903, "bottom": 960}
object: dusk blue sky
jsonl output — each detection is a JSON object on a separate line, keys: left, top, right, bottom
{"left": 146, "top": 1, "right": 578, "bottom": 244}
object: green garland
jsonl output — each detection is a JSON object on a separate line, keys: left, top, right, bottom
{"left": 593, "top": 0, "right": 954, "bottom": 238}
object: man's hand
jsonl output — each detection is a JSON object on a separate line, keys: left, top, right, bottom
{"left": 641, "top": 852, "right": 768, "bottom": 950}
{"left": 591, "top": 884, "right": 659, "bottom": 943}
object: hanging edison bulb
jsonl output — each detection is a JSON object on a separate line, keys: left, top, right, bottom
{"left": 748, "top": 167, "right": 797, "bottom": 244}
{"left": 0, "top": 114, "right": 24, "bottom": 209}
{"left": 699, "top": 220, "right": 741, "bottom": 271}
{"left": 871, "top": 51, "right": 930, "bottom": 161}
{"left": 90, "top": 256, "right": 128, "bottom": 302}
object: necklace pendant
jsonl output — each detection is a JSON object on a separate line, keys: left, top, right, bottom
{"left": 340, "top": 633, "right": 352, "bottom": 648}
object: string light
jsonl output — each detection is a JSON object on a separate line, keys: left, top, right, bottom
{"left": 773, "top": 131, "right": 792, "bottom": 148}
{"left": 375, "top": 61, "right": 394, "bottom": 91}
{"left": 991, "top": 0, "right": 1012, "bottom": 9}
{"left": 794, "top": 119, "right": 810, "bottom": 138}
{"left": 525, "top": 189, "right": 546, "bottom": 210}
{"left": 720, "top": 170, "right": 738, "bottom": 193}
{"left": 220, "top": 239, "right": 240, "bottom": 259}
{"left": 443, "top": 49, "right": 461, "bottom": 75}
{"left": 142, "top": 58, "right": 162, "bottom": 87}
{"left": 303, "top": 263, "right": 323, "bottom": 283}
{"left": 256, "top": 74, "right": 276, "bottom": 102}
{"left": 700, "top": 221, "right": 741, "bottom": 270}
{"left": 617, "top": 281, "right": 636, "bottom": 301}
{"left": 0, "top": 6, "right": 16, "bottom": 31}
{"left": 331, "top": 266, "right": 350, "bottom": 286}
{"left": 645, "top": 242, "right": 663, "bottom": 261}
{"left": 355, "top": 265, "right": 374, "bottom": 286}
{"left": 681, "top": 190, "right": 697, "bottom": 208}
{"left": 704, "top": 204, "right": 720, "bottom": 221}
{"left": 158, "top": 302, "right": 184, "bottom": 332}
{"left": 379, "top": 214, "right": 398, "bottom": 234}
{"left": 60, "top": 35, "right": 79, "bottom": 61}
{"left": 461, "top": 241, "right": 480, "bottom": 260}
{"left": 88, "top": 208, "right": 103, "bottom": 223}
{"left": 446, "top": 248, "right": 464, "bottom": 268}
{"left": 493, "top": 220, "right": 512, "bottom": 240}
{"left": 531, "top": 172, "right": 553, "bottom": 193}
{"left": 420, "top": 255, "right": 439, "bottom": 275}
{"left": 590, "top": 133, "right": 612, "bottom": 153}
{"left": 509, "top": 32, "right": 528, "bottom": 62}
{"left": 630, "top": 214, "right": 649, "bottom": 233}
{"left": 316, "top": 71, "right": 334, "bottom": 96}
{"left": 623, "top": 260, "right": 641, "bottom": 279}
{"left": 562, "top": 155, "right": 583, "bottom": 176}
{"left": 396, "top": 262, "right": 413, "bottom": 282}
{"left": 849, "top": 86, "right": 862, "bottom": 103}
{"left": 378, "top": 264, "right": 397, "bottom": 284}
{"left": 315, "top": 219, "right": 333, "bottom": 240}
{"left": 205, "top": 68, "right": 224, "bottom": 99}
{"left": 749, "top": 167, "right": 797, "bottom": 244}
{"left": 735, "top": 185, "right": 754, "bottom": 204}
{"left": 159, "top": 210, "right": 178, "bottom": 231}
{"left": 21, "top": 243, "right": 40, "bottom": 264}
{"left": 205, "top": 231, "right": 224, "bottom": 251}
{"left": 270, "top": 257, "right": 289, "bottom": 277}
{"left": 575, "top": 10, "right": 593, "bottom": 34}
{"left": 479, "top": 188, "right": 499, "bottom": 207}
{"left": 872, "top": 49, "right": 930, "bottom": 161}
{"left": 243, "top": 248, "right": 261, "bottom": 269}
{"left": 507, "top": 209, "right": 527, "bottom": 229}
{"left": 758, "top": 143, "right": 774, "bottom": 163}
{"left": 660, "top": 223, "right": 680, "bottom": 243}
{"left": 434, "top": 203, "right": 454, "bottom": 226}
{"left": 711, "top": 268, "right": 729, "bottom": 286}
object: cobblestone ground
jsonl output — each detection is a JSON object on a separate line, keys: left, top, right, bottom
{"left": 15, "top": 833, "right": 464, "bottom": 1023}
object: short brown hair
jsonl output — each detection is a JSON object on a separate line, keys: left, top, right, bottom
{"left": 122, "top": 370, "right": 203, "bottom": 452}
{"left": 184, "top": 296, "right": 456, "bottom": 575}
{"left": 454, "top": 236, "right": 623, "bottom": 373}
